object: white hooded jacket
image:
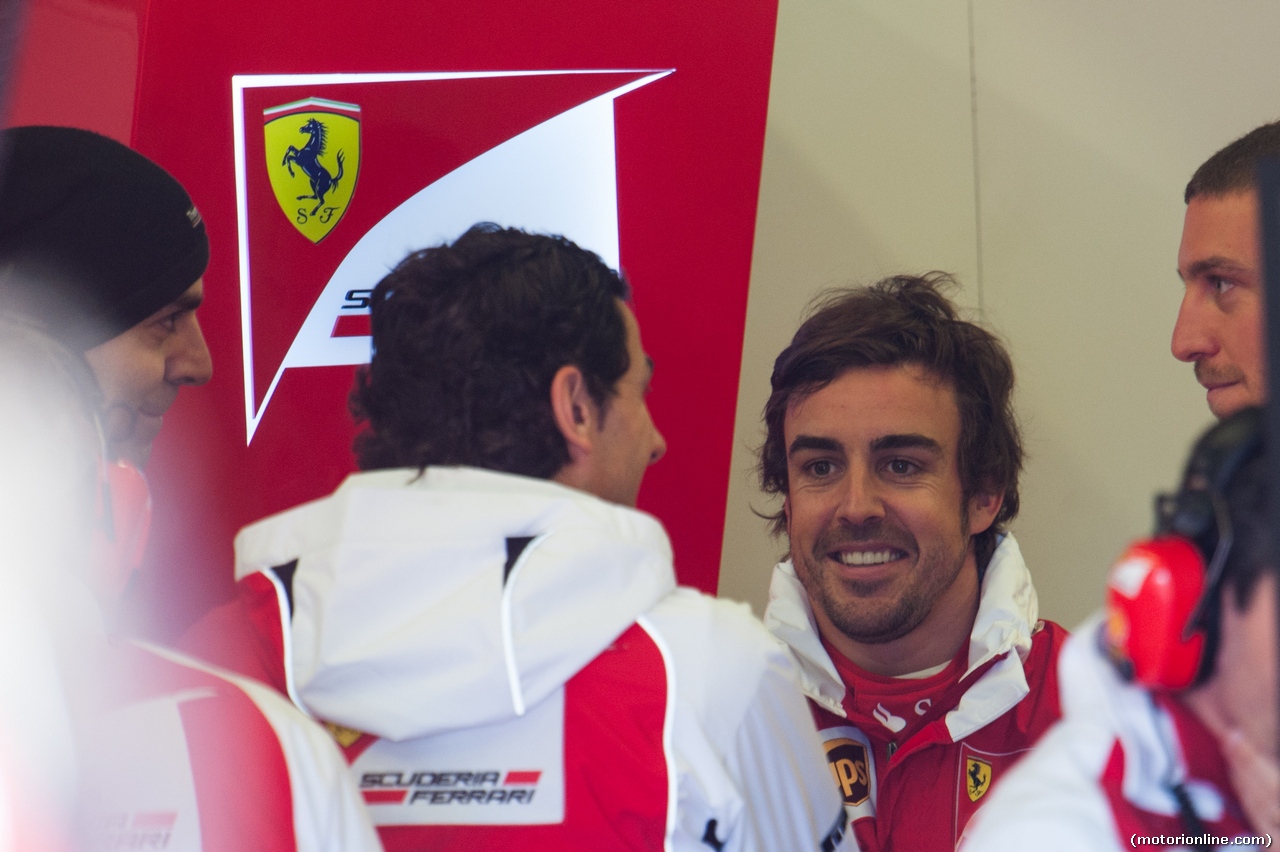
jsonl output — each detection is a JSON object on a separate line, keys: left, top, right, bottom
{"left": 234, "top": 466, "right": 848, "bottom": 851}
{"left": 765, "top": 534, "right": 1046, "bottom": 741}
{"left": 763, "top": 535, "right": 1066, "bottom": 851}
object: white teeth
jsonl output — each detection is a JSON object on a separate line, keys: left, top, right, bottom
{"left": 836, "top": 550, "right": 899, "bottom": 566}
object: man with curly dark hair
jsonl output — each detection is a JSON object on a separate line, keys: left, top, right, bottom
{"left": 760, "top": 274, "right": 1067, "bottom": 851}
{"left": 195, "top": 224, "right": 849, "bottom": 851}
{"left": 348, "top": 223, "right": 657, "bottom": 506}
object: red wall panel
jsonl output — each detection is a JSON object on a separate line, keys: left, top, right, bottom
{"left": 8, "top": 0, "right": 778, "bottom": 638}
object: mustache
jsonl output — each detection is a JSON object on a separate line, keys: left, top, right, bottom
{"left": 1194, "top": 361, "right": 1245, "bottom": 387}
{"left": 812, "top": 517, "right": 915, "bottom": 556}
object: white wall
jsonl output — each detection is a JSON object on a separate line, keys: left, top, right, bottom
{"left": 719, "top": 0, "right": 1280, "bottom": 629}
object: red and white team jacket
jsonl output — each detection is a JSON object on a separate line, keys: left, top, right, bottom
{"left": 959, "top": 617, "right": 1258, "bottom": 852}
{"left": 204, "top": 466, "right": 849, "bottom": 852}
{"left": 84, "top": 642, "right": 383, "bottom": 852}
{"left": 764, "top": 535, "right": 1066, "bottom": 852}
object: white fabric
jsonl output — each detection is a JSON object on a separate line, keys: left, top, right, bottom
{"left": 641, "top": 589, "right": 849, "bottom": 851}
{"left": 959, "top": 617, "right": 1255, "bottom": 852}
{"left": 235, "top": 466, "right": 849, "bottom": 852}
{"left": 235, "top": 467, "right": 675, "bottom": 739}
{"left": 764, "top": 534, "right": 1043, "bottom": 741}
{"left": 89, "top": 642, "right": 383, "bottom": 852}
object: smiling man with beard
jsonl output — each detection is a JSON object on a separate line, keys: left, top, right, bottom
{"left": 760, "top": 274, "right": 1068, "bottom": 851}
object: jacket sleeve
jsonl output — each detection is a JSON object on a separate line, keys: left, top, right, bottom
{"left": 641, "top": 589, "right": 852, "bottom": 852}
{"left": 723, "top": 642, "right": 852, "bottom": 852}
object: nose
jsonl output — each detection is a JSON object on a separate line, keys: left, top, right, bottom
{"left": 836, "top": 463, "right": 884, "bottom": 525}
{"left": 167, "top": 313, "right": 213, "bottom": 386}
{"left": 648, "top": 424, "right": 667, "bottom": 465}
{"left": 1171, "top": 287, "right": 1216, "bottom": 364}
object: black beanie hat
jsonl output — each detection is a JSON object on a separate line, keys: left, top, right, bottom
{"left": 0, "top": 126, "right": 209, "bottom": 352}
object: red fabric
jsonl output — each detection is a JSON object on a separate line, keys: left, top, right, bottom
{"left": 178, "top": 574, "right": 290, "bottom": 694}
{"left": 1099, "top": 697, "right": 1254, "bottom": 844}
{"left": 814, "top": 620, "right": 1067, "bottom": 852}
{"left": 114, "top": 644, "right": 297, "bottom": 852}
{"left": 825, "top": 639, "right": 969, "bottom": 745}
{"left": 375, "top": 623, "right": 670, "bottom": 851}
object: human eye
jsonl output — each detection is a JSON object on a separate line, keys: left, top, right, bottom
{"left": 153, "top": 310, "right": 184, "bottom": 335}
{"left": 1208, "top": 275, "right": 1237, "bottom": 296}
{"left": 883, "top": 457, "right": 921, "bottom": 477}
{"left": 804, "top": 458, "right": 838, "bottom": 479}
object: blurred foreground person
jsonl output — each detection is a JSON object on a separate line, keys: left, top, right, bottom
{"left": 0, "top": 317, "right": 379, "bottom": 852}
{"left": 185, "top": 224, "right": 849, "bottom": 851}
{"left": 0, "top": 127, "right": 381, "bottom": 852}
{"left": 962, "top": 408, "right": 1276, "bottom": 850}
{"left": 0, "top": 316, "right": 102, "bottom": 851}
{"left": 759, "top": 275, "right": 1067, "bottom": 849}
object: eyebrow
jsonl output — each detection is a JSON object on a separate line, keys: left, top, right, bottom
{"left": 788, "top": 435, "right": 843, "bottom": 457}
{"left": 168, "top": 291, "right": 205, "bottom": 312}
{"left": 869, "top": 433, "right": 942, "bottom": 455}
{"left": 1179, "top": 256, "right": 1253, "bottom": 281}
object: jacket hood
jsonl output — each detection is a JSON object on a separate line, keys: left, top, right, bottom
{"left": 764, "top": 533, "right": 1040, "bottom": 741}
{"left": 234, "top": 467, "right": 676, "bottom": 741}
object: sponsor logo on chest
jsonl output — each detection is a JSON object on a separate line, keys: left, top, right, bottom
{"left": 953, "top": 743, "right": 1028, "bottom": 844}
{"left": 819, "top": 725, "right": 878, "bottom": 824}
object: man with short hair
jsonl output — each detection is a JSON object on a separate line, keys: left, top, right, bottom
{"left": 760, "top": 274, "right": 1067, "bottom": 850}
{"left": 195, "top": 223, "right": 848, "bottom": 850}
{"left": 960, "top": 407, "right": 1276, "bottom": 849}
{"left": 1172, "top": 120, "right": 1280, "bottom": 419}
{"left": 0, "top": 126, "right": 380, "bottom": 852}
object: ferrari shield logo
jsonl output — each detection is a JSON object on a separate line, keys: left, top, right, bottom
{"left": 323, "top": 721, "right": 365, "bottom": 749}
{"left": 965, "top": 756, "right": 992, "bottom": 802}
{"left": 264, "top": 97, "right": 361, "bottom": 242}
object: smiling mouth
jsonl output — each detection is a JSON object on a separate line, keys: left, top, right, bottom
{"left": 833, "top": 549, "right": 906, "bottom": 566}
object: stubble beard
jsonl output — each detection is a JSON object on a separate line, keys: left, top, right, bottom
{"left": 798, "top": 516, "right": 969, "bottom": 646}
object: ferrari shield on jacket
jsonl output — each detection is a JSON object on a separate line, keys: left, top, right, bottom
{"left": 765, "top": 534, "right": 1066, "bottom": 851}
{"left": 229, "top": 466, "right": 849, "bottom": 852}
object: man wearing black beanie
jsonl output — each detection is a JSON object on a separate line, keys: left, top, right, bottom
{"left": 0, "top": 125, "right": 212, "bottom": 465}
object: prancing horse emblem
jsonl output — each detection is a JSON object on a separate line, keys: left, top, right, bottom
{"left": 264, "top": 97, "right": 361, "bottom": 243}
{"left": 965, "top": 756, "right": 992, "bottom": 802}
{"left": 283, "top": 118, "right": 345, "bottom": 216}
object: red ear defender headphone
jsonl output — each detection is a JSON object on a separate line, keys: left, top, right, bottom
{"left": 1102, "top": 407, "right": 1265, "bottom": 691}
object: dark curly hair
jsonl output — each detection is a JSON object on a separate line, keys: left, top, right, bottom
{"left": 758, "top": 273, "right": 1023, "bottom": 570}
{"left": 350, "top": 223, "right": 630, "bottom": 477}
{"left": 1185, "top": 119, "right": 1280, "bottom": 203}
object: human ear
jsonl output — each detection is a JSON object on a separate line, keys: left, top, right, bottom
{"left": 549, "top": 365, "right": 599, "bottom": 461}
{"left": 966, "top": 488, "right": 1004, "bottom": 536}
